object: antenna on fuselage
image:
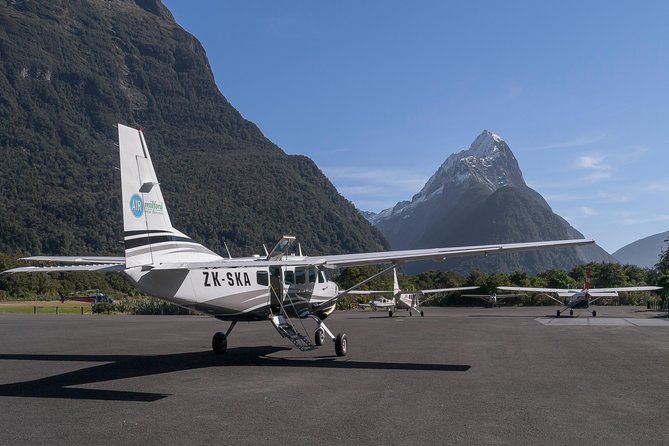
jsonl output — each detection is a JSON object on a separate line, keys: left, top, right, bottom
{"left": 224, "top": 242, "right": 232, "bottom": 259}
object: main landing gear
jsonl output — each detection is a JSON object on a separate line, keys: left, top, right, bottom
{"left": 315, "top": 326, "right": 346, "bottom": 355}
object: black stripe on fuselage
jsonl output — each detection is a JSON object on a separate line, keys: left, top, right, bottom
{"left": 124, "top": 235, "right": 198, "bottom": 250}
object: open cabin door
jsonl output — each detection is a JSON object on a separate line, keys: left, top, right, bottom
{"left": 269, "top": 266, "right": 284, "bottom": 312}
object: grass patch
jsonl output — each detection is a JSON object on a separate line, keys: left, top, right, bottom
{"left": 0, "top": 301, "right": 92, "bottom": 314}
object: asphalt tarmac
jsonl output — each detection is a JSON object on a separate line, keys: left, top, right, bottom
{"left": 1, "top": 306, "right": 668, "bottom": 445}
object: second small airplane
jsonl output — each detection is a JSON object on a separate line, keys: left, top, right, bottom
{"left": 351, "top": 267, "right": 478, "bottom": 316}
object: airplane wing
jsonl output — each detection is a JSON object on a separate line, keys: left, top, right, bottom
{"left": 346, "top": 285, "right": 477, "bottom": 296}
{"left": 347, "top": 290, "right": 394, "bottom": 295}
{"left": 420, "top": 286, "right": 479, "bottom": 294}
{"left": 497, "top": 286, "right": 581, "bottom": 293}
{"left": 151, "top": 239, "right": 594, "bottom": 270}
{"left": 588, "top": 286, "right": 662, "bottom": 293}
{"left": 5, "top": 239, "right": 594, "bottom": 274}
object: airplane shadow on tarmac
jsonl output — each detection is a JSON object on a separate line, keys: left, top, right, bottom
{"left": 0, "top": 347, "right": 470, "bottom": 402}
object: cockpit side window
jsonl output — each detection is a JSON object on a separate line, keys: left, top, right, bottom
{"left": 308, "top": 267, "right": 317, "bottom": 284}
{"left": 285, "top": 270, "right": 295, "bottom": 284}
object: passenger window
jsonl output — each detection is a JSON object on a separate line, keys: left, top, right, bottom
{"left": 285, "top": 271, "right": 295, "bottom": 284}
{"left": 295, "top": 268, "right": 306, "bottom": 284}
{"left": 256, "top": 271, "right": 269, "bottom": 286}
{"left": 308, "top": 268, "right": 317, "bottom": 284}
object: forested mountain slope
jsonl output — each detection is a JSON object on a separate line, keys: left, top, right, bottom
{"left": 0, "top": 0, "right": 386, "bottom": 256}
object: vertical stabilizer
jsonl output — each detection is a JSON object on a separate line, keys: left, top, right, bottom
{"left": 118, "top": 124, "right": 223, "bottom": 267}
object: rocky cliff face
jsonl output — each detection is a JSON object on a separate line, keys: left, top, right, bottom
{"left": 367, "top": 130, "right": 615, "bottom": 274}
{"left": 0, "top": 0, "right": 387, "bottom": 256}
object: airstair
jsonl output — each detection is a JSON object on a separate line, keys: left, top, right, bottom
{"left": 270, "top": 314, "right": 315, "bottom": 351}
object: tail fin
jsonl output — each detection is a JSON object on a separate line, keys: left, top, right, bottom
{"left": 118, "top": 124, "right": 223, "bottom": 267}
{"left": 393, "top": 267, "right": 401, "bottom": 294}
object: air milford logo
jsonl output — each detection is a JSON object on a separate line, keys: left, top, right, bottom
{"left": 130, "top": 194, "right": 143, "bottom": 218}
{"left": 130, "top": 194, "right": 163, "bottom": 218}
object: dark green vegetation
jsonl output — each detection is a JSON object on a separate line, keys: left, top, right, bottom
{"left": 0, "top": 0, "right": 386, "bottom": 258}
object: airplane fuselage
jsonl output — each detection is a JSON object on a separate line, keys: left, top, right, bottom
{"left": 124, "top": 264, "right": 338, "bottom": 321}
{"left": 566, "top": 292, "right": 590, "bottom": 309}
{"left": 396, "top": 293, "right": 418, "bottom": 310}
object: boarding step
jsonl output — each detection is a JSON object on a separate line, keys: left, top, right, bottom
{"left": 270, "top": 315, "right": 315, "bottom": 351}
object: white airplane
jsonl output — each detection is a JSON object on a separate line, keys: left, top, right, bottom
{"left": 350, "top": 267, "right": 478, "bottom": 317}
{"left": 3, "top": 124, "right": 594, "bottom": 357}
{"left": 461, "top": 292, "right": 526, "bottom": 308}
{"left": 498, "top": 269, "right": 661, "bottom": 317}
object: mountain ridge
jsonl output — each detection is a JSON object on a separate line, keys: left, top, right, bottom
{"left": 613, "top": 230, "right": 669, "bottom": 268}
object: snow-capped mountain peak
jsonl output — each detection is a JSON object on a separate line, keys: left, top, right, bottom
{"left": 370, "top": 130, "right": 525, "bottom": 224}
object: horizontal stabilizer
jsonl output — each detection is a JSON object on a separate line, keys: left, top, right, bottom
{"left": 21, "top": 256, "right": 126, "bottom": 264}
{"left": 4, "top": 264, "right": 127, "bottom": 274}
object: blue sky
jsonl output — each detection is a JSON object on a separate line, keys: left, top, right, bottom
{"left": 163, "top": 0, "right": 669, "bottom": 254}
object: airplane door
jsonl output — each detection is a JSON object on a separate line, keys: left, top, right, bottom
{"left": 269, "top": 266, "right": 284, "bottom": 310}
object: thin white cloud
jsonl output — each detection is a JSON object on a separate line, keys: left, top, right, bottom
{"left": 324, "top": 167, "right": 428, "bottom": 192}
{"left": 623, "top": 215, "right": 669, "bottom": 225}
{"left": 532, "top": 134, "right": 607, "bottom": 150}
{"left": 644, "top": 181, "right": 669, "bottom": 193}
{"left": 323, "top": 166, "right": 430, "bottom": 212}
{"left": 579, "top": 206, "right": 598, "bottom": 216}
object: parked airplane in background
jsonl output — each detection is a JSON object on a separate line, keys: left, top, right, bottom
{"left": 58, "top": 289, "right": 114, "bottom": 304}
{"left": 351, "top": 267, "right": 478, "bottom": 317}
{"left": 461, "top": 292, "right": 525, "bottom": 308}
{"left": 498, "top": 269, "right": 661, "bottom": 317}
{"left": 3, "top": 124, "right": 594, "bottom": 357}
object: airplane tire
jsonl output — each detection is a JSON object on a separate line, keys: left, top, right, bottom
{"left": 335, "top": 333, "right": 348, "bottom": 357}
{"left": 420, "top": 311, "right": 424, "bottom": 317}
{"left": 570, "top": 309, "right": 573, "bottom": 316}
{"left": 556, "top": 310, "right": 561, "bottom": 317}
{"left": 592, "top": 310, "right": 597, "bottom": 317}
{"left": 212, "top": 332, "right": 227, "bottom": 355}
{"left": 409, "top": 311, "right": 412, "bottom": 316}
{"left": 388, "top": 310, "right": 393, "bottom": 317}
{"left": 314, "top": 328, "right": 325, "bottom": 346}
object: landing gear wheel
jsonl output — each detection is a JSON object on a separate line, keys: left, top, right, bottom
{"left": 420, "top": 311, "right": 424, "bottom": 317}
{"left": 556, "top": 310, "right": 561, "bottom": 317}
{"left": 314, "top": 328, "right": 325, "bottom": 346}
{"left": 335, "top": 333, "right": 348, "bottom": 357}
{"left": 570, "top": 309, "right": 573, "bottom": 316}
{"left": 409, "top": 311, "right": 413, "bottom": 316}
{"left": 388, "top": 310, "right": 393, "bottom": 317}
{"left": 592, "top": 310, "right": 597, "bottom": 317}
{"left": 212, "top": 331, "right": 227, "bottom": 355}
